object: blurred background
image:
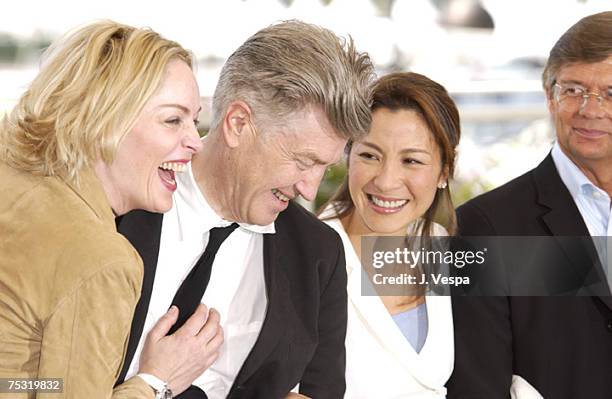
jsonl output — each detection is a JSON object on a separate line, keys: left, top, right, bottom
{"left": 1, "top": 0, "right": 610, "bottom": 209}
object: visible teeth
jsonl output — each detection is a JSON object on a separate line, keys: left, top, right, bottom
{"left": 159, "top": 162, "right": 187, "bottom": 172}
{"left": 271, "top": 188, "right": 290, "bottom": 202}
{"left": 371, "top": 195, "right": 407, "bottom": 208}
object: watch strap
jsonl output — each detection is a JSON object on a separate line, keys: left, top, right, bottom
{"left": 137, "top": 373, "right": 172, "bottom": 398}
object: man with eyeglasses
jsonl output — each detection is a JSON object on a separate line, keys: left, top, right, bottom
{"left": 447, "top": 12, "right": 612, "bottom": 399}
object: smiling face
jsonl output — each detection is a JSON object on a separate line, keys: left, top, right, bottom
{"left": 345, "top": 108, "right": 446, "bottom": 236}
{"left": 227, "top": 104, "right": 346, "bottom": 226}
{"left": 96, "top": 59, "right": 203, "bottom": 215}
{"left": 548, "top": 56, "right": 612, "bottom": 174}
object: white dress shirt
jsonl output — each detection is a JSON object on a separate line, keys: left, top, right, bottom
{"left": 551, "top": 142, "right": 611, "bottom": 284}
{"left": 552, "top": 142, "right": 612, "bottom": 237}
{"left": 126, "top": 163, "right": 274, "bottom": 399}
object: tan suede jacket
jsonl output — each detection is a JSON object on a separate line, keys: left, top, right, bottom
{"left": 0, "top": 163, "right": 153, "bottom": 398}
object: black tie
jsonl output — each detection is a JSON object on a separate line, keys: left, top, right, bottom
{"left": 171, "top": 223, "right": 239, "bottom": 399}
{"left": 168, "top": 223, "right": 239, "bottom": 335}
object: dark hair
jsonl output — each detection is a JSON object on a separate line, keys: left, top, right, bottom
{"left": 542, "top": 11, "right": 612, "bottom": 93}
{"left": 319, "top": 72, "right": 461, "bottom": 237}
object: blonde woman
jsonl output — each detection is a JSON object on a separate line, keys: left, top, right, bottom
{"left": 320, "top": 72, "right": 461, "bottom": 398}
{"left": 0, "top": 21, "right": 222, "bottom": 398}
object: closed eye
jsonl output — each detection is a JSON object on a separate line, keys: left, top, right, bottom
{"left": 358, "top": 152, "right": 379, "bottom": 161}
{"left": 165, "top": 117, "right": 182, "bottom": 125}
{"left": 403, "top": 158, "right": 423, "bottom": 165}
{"left": 296, "top": 158, "right": 315, "bottom": 171}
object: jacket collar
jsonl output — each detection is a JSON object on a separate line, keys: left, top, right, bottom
{"left": 62, "top": 168, "right": 115, "bottom": 228}
{"left": 324, "top": 216, "right": 454, "bottom": 391}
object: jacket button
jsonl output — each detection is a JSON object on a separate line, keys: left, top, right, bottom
{"left": 607, "top": 320, "right": 612, "bottom": 333}
{"left": 231, "top": 385, "right": 245, "bottom": 394}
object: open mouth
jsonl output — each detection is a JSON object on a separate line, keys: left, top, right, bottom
{"left": 367, "top": 194, "right": 408, "bottom": 213}
{"left": 158, "top": 162, "right": 188, "bottom": 191}
{"left": 271, "top": 188, "right": 290, "bottom": 202}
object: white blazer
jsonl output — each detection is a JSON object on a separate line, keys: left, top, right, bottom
{"left": 323, "top": 217, "right": 454, "bottom": 399}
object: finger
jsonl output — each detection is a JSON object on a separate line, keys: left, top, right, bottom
{"left": 175, "top": 303, "right": 209, "bottom": 337}
{"left": 200, "top": 332, "right": 223, "bottom": 369}
{"left": 196, "top": 308, "right": 221, "bottom": 342}
{"left": 147, "top": 305, "right": 179, "bottom": 341}
{"left": 203, "top": 350, "right": 220, "bottom": 370}
{"left": 206, "top": 327, "right": 224, "bottom": 353}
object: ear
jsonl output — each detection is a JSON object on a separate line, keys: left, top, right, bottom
{"left": 221, "top": 101, "right": 254, "bottom": 148}
{"left": 545, "top": 87, "right": 556, "bottom": 115}
{"left": 438, "top": 165, "right": 450, "bottom": 187}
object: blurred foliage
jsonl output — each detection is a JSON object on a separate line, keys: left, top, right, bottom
{"left": 451, "top": 178, "right": 494, "bottom": 206}
{"left": 0, "top": 33, "right": 52, "bottom": 64}
{"left": 0, "top": 34, "right": 18, "bottom": 62}
{"left": 315, "top": 162, "right": 347, "bottom": 211}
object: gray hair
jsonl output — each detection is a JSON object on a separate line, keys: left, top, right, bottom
{"left": 210, "top": 20, "right": 375, "bottom": 140}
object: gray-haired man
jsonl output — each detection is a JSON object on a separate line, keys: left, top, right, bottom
{"left": 117, "top": 20, "right": 374, "bottom": 399}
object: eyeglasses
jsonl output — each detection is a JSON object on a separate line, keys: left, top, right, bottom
{"left": 553, "top": 82, "right": 612, "bottom": 114}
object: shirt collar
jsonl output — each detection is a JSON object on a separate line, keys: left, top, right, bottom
{"left": 174, "top": 163, "right": 275, "bottom": 239}
{"left": 551, "top": 141, "right": 605, "bottom": 199}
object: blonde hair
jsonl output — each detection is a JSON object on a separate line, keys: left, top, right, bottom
{"left": 210, "top": 20, "right": 374, "bottom": 140}
{"left": 0, "top": 20, "right": 192, "bottom": 182}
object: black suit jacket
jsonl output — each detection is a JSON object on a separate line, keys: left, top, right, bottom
{"left": 446, "top": 154, "right": 612, "bottom": 399}
{"left": 116, "top": 201, "right": 348, "bottom": 399}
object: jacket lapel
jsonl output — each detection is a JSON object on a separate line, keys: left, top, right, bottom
{"left": 231, "top": 231, "right": 286, "bottom": 387}
{"left": 533, "top": 155, "right": 612, "bottom": 308}
{"left": 336, "top": 219, "right": 417, "bottom": 375}
{"left": 115, "top": 210, "right": 164, "bottom": 384}
{"left": 334, "top": 218, "right": 453, "bottom": 390}
{"left": 348, "top": 255, "right": 455, "bottom": 390}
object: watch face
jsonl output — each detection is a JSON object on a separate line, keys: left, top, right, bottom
{"left": 155, "top": 389, "right": 172, "bottom": 399}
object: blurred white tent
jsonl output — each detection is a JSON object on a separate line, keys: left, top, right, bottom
{"left": 2, "top": 0, "right": 612, "bottom": 112}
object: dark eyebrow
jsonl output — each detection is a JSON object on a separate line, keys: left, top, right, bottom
{"left": 157, "top": 103, "right": 202, "bottom": 115}
{"left": 399, "top": 148, "right": 431, "bottom": 156}
{"left": 358, "top": 141, "right": 383, "bottom": 153}
{"left": 358, "top": 141, "right": 431, "bottom": 156}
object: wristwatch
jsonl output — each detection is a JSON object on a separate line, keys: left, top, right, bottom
{"left": 137, "top": 373, "right": 173, "bottom": 399}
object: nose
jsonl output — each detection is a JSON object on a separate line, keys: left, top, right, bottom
{"left": 579, "top": 93, "right": 607, "bottom": 119}
{"left": 373, "top": 161, "right": 402, "bottom": 192}
{"left": 295, "top": 167, "right": 326, "bottom": 202}
{"left": 183, "top": 124, "right": 203, "bottom": 153}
